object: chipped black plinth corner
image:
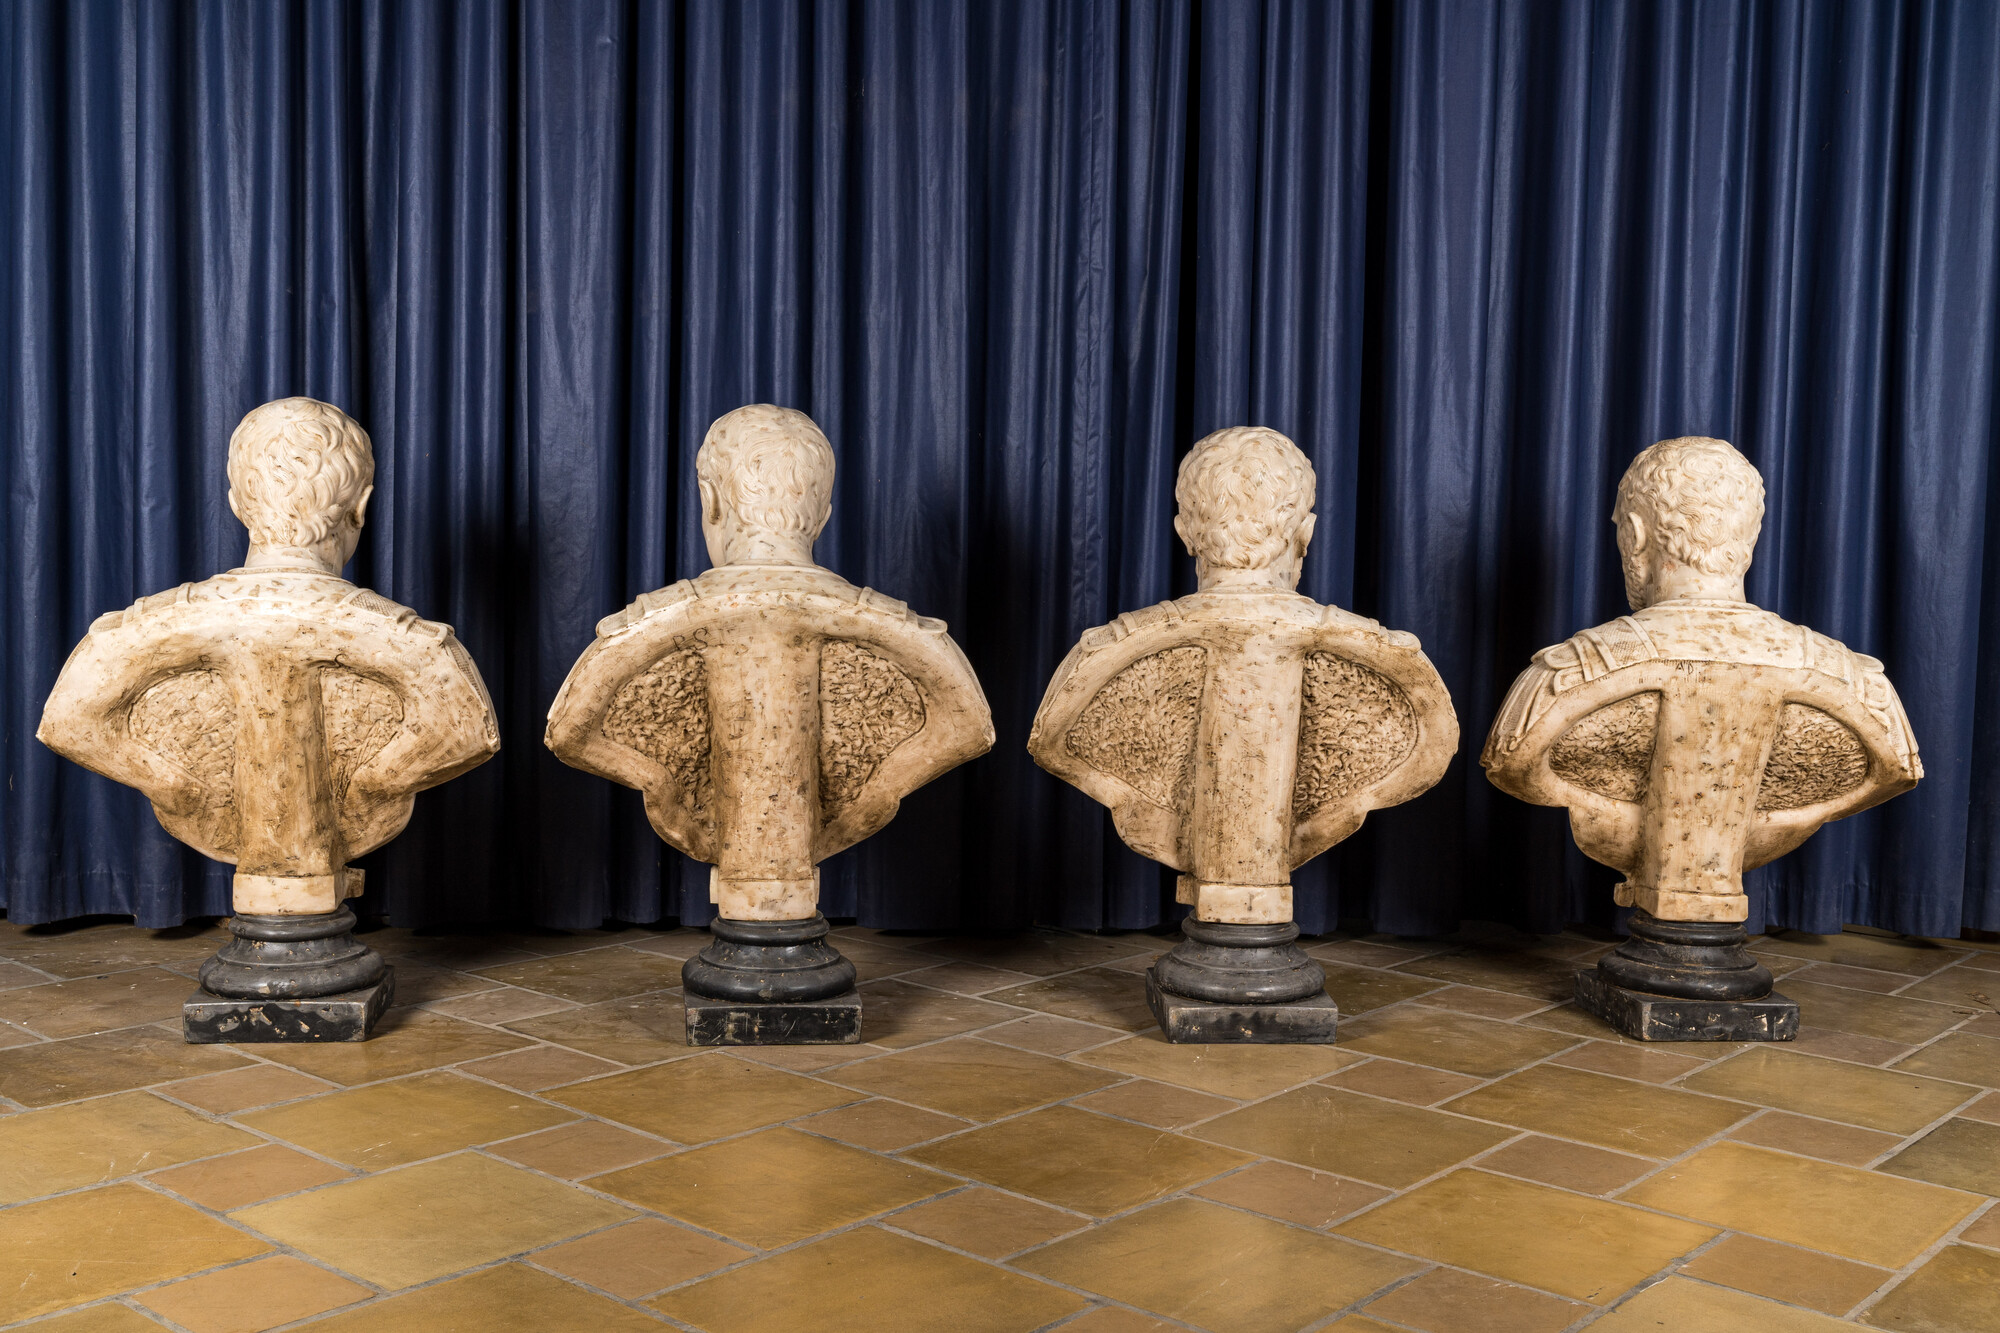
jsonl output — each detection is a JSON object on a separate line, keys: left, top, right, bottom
{"left": 684, "top": 989, "right": 862, "bottom": 1046}
{"left": 1575, "top": 967, "right": 1797, "bottom": 1042}
{"left": 184, "top": 970, "right": 394, "bottom": 1044}
{"left": 1145, "top": 970, "right": 1339, "bottom": 1044}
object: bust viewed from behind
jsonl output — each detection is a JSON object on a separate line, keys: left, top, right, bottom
{"left": 1483, "top": 436, "right": 1921, "bottom": 1041}
{"left": 1029, "top": 427, "right": 1458, "bottom": 1043}
{"left": 546, "top": 405, "right": 994, "bottom": 1045}
{"left": 38, "top": 398, "right": 501, "bottom": 1042}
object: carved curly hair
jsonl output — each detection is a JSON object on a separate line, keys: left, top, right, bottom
{"left": 1173, "top": 426, "right": 1317, "bottom": 570}
{"left": 1614, "top": 436, "right": 1765, "bottom": 576}
{"left": 696, "top": 404, "right": 836, "bottom": 540}
{"left": 226, "top": 398, "right": 374, "bottom": 548}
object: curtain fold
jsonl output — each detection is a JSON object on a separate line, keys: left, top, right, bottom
{"left": 5, "top": 0, "right": 1997, "bottom": 938}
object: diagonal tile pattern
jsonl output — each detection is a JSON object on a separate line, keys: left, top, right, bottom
{"left": 0, "top": 917, "right": 1992, "bottom": 1330}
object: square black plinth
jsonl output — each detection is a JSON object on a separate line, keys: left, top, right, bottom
{"left": 1575, "top": 968, "right": 1798, "bottom": 1042}
{"left": 1145, "top": 971, "right": 1339, "bottom": 1044}
{"left": 685, "top": 989, "right": 862, "bottom": 1046}
{"left": 184, "top": 971, "right": 395, "bottom": 1044}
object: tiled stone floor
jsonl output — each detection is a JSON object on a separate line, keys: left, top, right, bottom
{"left": 1, "top": 916, "right": 1997, "bottom": 1333}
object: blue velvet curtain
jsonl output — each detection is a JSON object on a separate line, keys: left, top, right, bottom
{"left": 5, "top": 0, "right": 1997, "bottom": 939}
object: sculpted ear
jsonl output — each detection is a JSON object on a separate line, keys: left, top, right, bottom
{"left": 353, "top": 485, "right": 374, "bottom": 530}
{"left": 1622, "top": 510, "right": 1649, "bottom": 554}
{"left": 227, "top": 488, "right": 243, "bottom": 524}
{"left": 1173, "top": 512, "right": 1194, "bottom": 557}
{"left": 1294, "top": 512, "right": 1317, "bottom": 559}
{"left": 699, "top": 479, "right": 721, "bottom": 525}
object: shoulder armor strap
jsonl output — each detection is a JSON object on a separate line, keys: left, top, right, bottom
{"left": 598, "top": 580, "right": 698, "bottom": 638}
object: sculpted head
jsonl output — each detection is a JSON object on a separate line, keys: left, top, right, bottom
{"left": 1174, "top": 426, "right": 1318, "bottom": 592}
{"left": 697, "top": 405, "right": 836, "bottom": 567}
{"left": 226, "top": 398, "right": 375, "bottom": 574}
{"left": 1613, "top": 436, "right": 1764, "bottom": 609}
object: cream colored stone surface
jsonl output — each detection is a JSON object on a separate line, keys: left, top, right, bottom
{"left": 38, "top": 399, "right": 499, "bottom": 915}
{"left": 546, "top": 405, "right": 993, "bottom": 920}
{"left": 1483, "top": 437, "right": 1921, "bottom": 923}
{"left": 1028, "top": 427, "right": 1457, "bottom": 924}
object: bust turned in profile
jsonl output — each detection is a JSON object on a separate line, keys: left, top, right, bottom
{"left": 38, "top": 398, "right": 500, "bottom": 1041}
{"left": 546, "top": 405, "right": 994, "bottom": 1045}
{"left": 1029, "top": 427, "right": 1458, "bottom": 1042}
{"left": 1483, "top": 436, "right": 1922, "bottom": 1040}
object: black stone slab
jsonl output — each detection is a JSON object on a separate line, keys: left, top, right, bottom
{"left": 1575, "top": 967, "right": 1797, "bottom": 1042}
{"left": 184, "top": 971, "right": 394, "bottom": 1044}
{"left": 685, "top": 988, "right": 862, "bottom": 1046}
{"left": 682, "top": 913, "right": 857, "bottom": 1003}
{"left": 1145, "top": 970, "right": 1339, "bottom": 1044}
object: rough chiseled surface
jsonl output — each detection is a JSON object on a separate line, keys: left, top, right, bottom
{"left": 129, "top": 670, "right": 241, "bottom": 856}
{"left": 1065, "top": 648, "right": 1206, "bottom": 812}
{"left": 604, "top": 651, "right": 714, "bottom": 816}
{"left": 819, "top": 641, "right": 926, "bottom": 810}
{"left": 1549, "top": 692, "right": 1660, "bottom": 803}
{"left": 1291, "top": 653, "right": 1416, "bottom": 819}
{"left": 1759, "top": 704, "right": 1869, "bottom": 811}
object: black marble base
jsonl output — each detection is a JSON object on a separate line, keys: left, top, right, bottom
{"left": 184, "top": 972, "right": 394, "bottom": 1044}
{"left": 685, "top": 988, "right": 862, "bottom": 1046}
{"left": 1145, "top": 971, "right": 1339, "bottom": 1044}
{"left": 1575, "top": 968, "right": 1797, "bottom": 1042}
{"left": 682, "top": 913, "right": 857, "bottom": 1003}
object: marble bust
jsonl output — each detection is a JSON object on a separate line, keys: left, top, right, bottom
{"left": 545, "top": 404, "right": 994, "bottom": 1043}
{"left": 1483, "top": 436, "right": 1922, "bottom": 1039}
{"left": 1029, "top": 426, "right": 1458, "bottom": 1041}
{"left": 38, "top": 398, "right": 500, "bottom": 1040}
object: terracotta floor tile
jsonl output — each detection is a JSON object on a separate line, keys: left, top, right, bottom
{"left": 1861, "top": 1245, "right": 2000, "bottom": 1333}
{"left": 1408, "top": 984, "right": 1552, "bottom": 1020}
{"left": 1018, "top": 1197, "right": 1417, "bottom": 1333}
{"left": 1319, "top": 963, "right": 1448, "bottom": 1013}
{"left": 458, "top": 1043, "right": 623, "bottom": 1090}
{"left": 618, "top": 927, "right": 709, "bottom": 959}
{"left": 1326, "top": 1318, "right": 1405, "bottom": 1333}
{"left": 1393, "top": 948, "right": 1586, "bottom": 1001}
{"left": 250, "top": 1009, "right": 530, "bottom": 1084}
{"left": 909, "top": 1104, "right": 1250, "bottom": 1215}
{"left": 231, "top": 1152, "right": 633, "bottom": 1289}
{"left": 729, "top": 1040, "right": 880, "bottom": 1072}
{"left": 163, "top": 1064, "right": 332, "bottom": 1114}
{"left": 1589, "top": 1276, "right": 1856, "bottom": 1331}
{"left": 1793, "top": 1027, "right": 1923, "bottom": 1066}
{"left": 0, "top": 1090, "right": 255, "bottom": 1204}
{"left": 594, "top": 1125, "right": 954, "bottom": 1247}
{"left": 1624, "top": 1141, "right": 1981, "bottom": 1267}
{"left": 0, "top": 967, "right": 194, "bottom": 1038}
{"left": 1191, "top": 1160, "right": 1390, "bottom": 1227}
{"left": 1965, "top": 1091, "right": 2000, "bottom": 1124}
{"left": 1683, "top": 1046, "right": 1978, "bottom": 1134}
{"left": 1056, "top": 1310, "right": 1179, "bottom": 1333}
{"left": 796, "top": 1097, "right": 972, "bottom": 1149}
{"left": 987, "top": 968, "right": 1158, "bottom": 1031}
{"left": 12, "top": 1304, "right": 168, "bottom": 1332}
{"left": 1549, "top": 1039, "right": 1712, "bottom": 1083}
{"left": 421, "top": 986, "right": 575, "bottom": 1024}
{"left": 1895, "top": 1032, "right": 2000, "bottom": 1089}
{"left": 1196, "top": 1085, "right": 1511, "bottom": 1187}
{"left": 151, "top": 1143, "right": 353, "bottom": 1210}
{"left": 826, "top": 1038, "right": 1117, "bottom": 1120}
{"left": 0, "top": 1184, "right": 268, "bottom": 1323}
{"left": 1336, "top": 1008, "right": 1578, "bottom": 1077}
{"left": 0, "top": 959, "right": 55, "bottom": 988}
{"left": 982, "top": 1013, "right": 1123, "bottom": 1055}
{"left": 856, "top": 979, "right": 1021, "bottom": 1048}
{"left": 888, "top": 1186, "right": 1086, "bottom": 1258}
{"left": 1336, "top": 1169, "right": 1716, "bottom": 1304}
{"left": 1880, "top": 1117, "right": 2000, "bottom": 1196}
{"left": 380, "top": 961, "right": 501, "bottom": 1006}
{"left": 1677, "top": 1233, "right": 1890, "bottom": 1316}
{"left": 1726, "top": 1110, "right": 1905, "bottom": 1165}
{"left": 1476, "top": 1134, "right": 1655, "bottom": 1194}
{"left": 548, "top": 1052, "right": 858, "bottom": 1142}
{"left": 1074, "top": 1077, "right": 1239, "bottom": 1127}
{"left": 1311, "top": 940, "right": 1435, "bottom": 969}
{"left": 919, "top": 931, "right": 1150, "bottom": 976}
{"left": 1786, "top": 980, "right": 1972, "bottom": 1044}
{"left": 237, "top": 1070, "right": 575, "bottom": 1169}
{"left": 531, "top": 1216, "right": 748, "bottom": 1297}
{"left": 0, "top": 1024, "right": 252, "bottom": 1107}
{"left": 503, "top": 992, "right": 693, "bottom": 1065}
{"left": 1445, "top": 1064, "right": 1749, "bottom": 1157}
{"left": 1962, "top": 1205, "right": 2000, "bottom": 1249}
{"left": 1795, "top": 962, "right": 1923, "bottom": 994}
{"left": 899, "top": 962, "right": 1039, "bottom": 995}
{"left": 134, "top": 1254, "right": 370, "bottom": 1333}
{"left": 1076, "top": 1031, "right": 1356, "bottom": 1098}
{"left": 296, "top": 1262, "right": 665, "bottom": 1332}
{"left": 1521, "top": 1002, "right": 1684, "bottom": 1047}
{"left": 1325, "top": 1058, "right": 1485, "bottom": 1105}
{"left": 840, "top": 939, "right": 947, "bottom": 982}
{"left": 1, "top": 925, "right": 227, "bottom": 979}
{"left": 472, "top": 947, "right": 683, "bottom": 1004}
{"left": 1758, "top": 931, "right": 1967, "bottom": 976}
{"left": 1361, "top": 1266, "right": 1587, "bottom": 1332}
{"left": 484, "top": 1118, "right": 672, "bottom": 1178}
{"left": 653, "top": 1225, "right": 1086, "bottom": 1333}
{"left": 0, "top": 1018, "right": 39, "bottom": 1048}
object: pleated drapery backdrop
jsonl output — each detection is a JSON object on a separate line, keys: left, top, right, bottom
{"left": 4, "top": 0, "right": 1998, "bottom": 939}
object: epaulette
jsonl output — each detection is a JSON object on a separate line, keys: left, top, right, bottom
{"left": 597, "top": 580, "right": 697, "bottom": 638}
{"left": 1079, "top": 601, "right": 1180, "bottom": 652}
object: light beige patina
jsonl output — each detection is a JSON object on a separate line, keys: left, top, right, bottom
{"left": 545, "top": 405, "right": 994, "bottom": 921}
{"left": 1029, "top": 427, "right": 1458, "bottom": 924}
{"left": 1483, "top": 436, "right": 1922, "bottom": 922}
{"left": 38, "top": 399, "right": 501, "bottom": 915}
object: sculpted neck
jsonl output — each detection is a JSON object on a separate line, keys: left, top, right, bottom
{"left": 1196, "top": 563, "right": 1300, "bottom": 594}
{"left": 1635, "top": 565, "right": 1748, "bottom": 607}
{"left": 716, "top": 530, "right": 818, "bottom": 567}
{"left": 242, "top": 541, "right": 348, "bottom": 576}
